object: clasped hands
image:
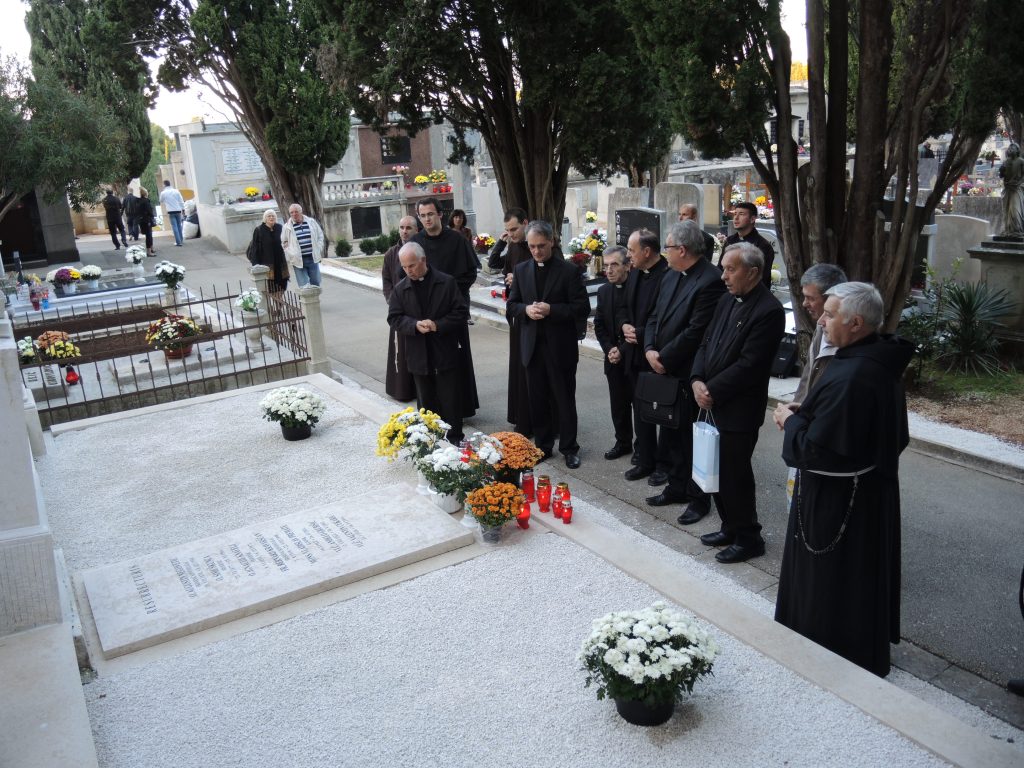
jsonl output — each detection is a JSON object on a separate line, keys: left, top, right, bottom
{"left": 772, "top": 402, "right": 799, "bottom": 430}
{"left": 691, "top": 380, "right": 714, "bottom": 409}
{"left": 415, "top": 319, "right": 438, "bottom": 334}
{"left": 525, "top": 301, "right": 551, "bottom": 320}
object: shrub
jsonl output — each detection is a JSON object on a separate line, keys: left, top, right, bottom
{"left": 359, "top": 237, "right": 378, "bottom": 255}
{"left": 935, "top": 282, "right": 1015, "bottom": 375}
{"left": 334, "top": 238, "right": 352, "bottom": 258}
{"left": 374, "top": 234, "right": 392, "bottom": 253}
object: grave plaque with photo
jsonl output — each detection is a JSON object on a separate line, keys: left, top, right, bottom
{"left": 614, "top": 207, "right": 666, "bottom": 247}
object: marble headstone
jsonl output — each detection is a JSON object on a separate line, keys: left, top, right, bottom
{"left": 82, "top": 484, "right": 474, "bottom": 657}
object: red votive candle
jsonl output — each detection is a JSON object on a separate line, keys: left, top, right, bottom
{"left": 517, "top": 502, "right": 531, "bottom": 529}
{"left": 537, "top": 485, "right": 551, "bottom": 513}
{"left": 552, "top": 487, "right": 564, "bottom": 519}
{"left": 521, "top": 469, "right": 535, "bottom": 502}
{"left": 561, "top": 500, "right": 573, "bottom": 524}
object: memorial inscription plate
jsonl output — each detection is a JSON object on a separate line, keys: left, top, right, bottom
{"left": 82, "top": 485, "right": 473, "bottom": 657}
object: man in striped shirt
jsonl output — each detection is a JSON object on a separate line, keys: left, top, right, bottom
{"left": 282, "top": 204, "right": 326, "bottom": 287}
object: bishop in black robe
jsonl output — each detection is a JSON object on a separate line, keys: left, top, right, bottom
{"left": 775, "top": 332, "right": 914, "bottom": 677}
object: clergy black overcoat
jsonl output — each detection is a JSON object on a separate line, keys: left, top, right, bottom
{"left": 506, "top": 256, "right": 590, "bottom": 371}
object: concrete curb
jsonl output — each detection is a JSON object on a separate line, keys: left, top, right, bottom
{"left": 322, "top": 261, "right": 1024, "bottom": 485}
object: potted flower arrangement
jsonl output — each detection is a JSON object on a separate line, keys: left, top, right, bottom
{"left": 473, "top": 233, "right": 496, "bottom": 255}
{"left": 413, "top": 174, "right": 430, "bottom": 189}
{"left": 416, "top": 441, "right": 487, "bottom": 513}
{"left": 80, "top": 265, "right": 102, "bottom": 289}
{"left": 377, "top": 407, "right": 450, "bottom": 463}
{"left": 585, "top": 210, "right": 598, "bottom": 224}
{"left": 17, "top": 336, "right": 37, "bottom": 365}
{"left": 145, "top": 314, "right": 201, "bottom": 359}
{"left": 259, "top": 385, "right": 327, "bottom": 441}
{"left": 488, "top": 431, "right": 544, "bottom": 484}
{"left": 235, "top": 288, "right": 265, "bottom": 349}
{"left": 47, "top": 267, "right": 81, "bottom": 295}
{"left": 568, "top": 228, "right": 607, "bottom": 276}
{"left": 42, "top": 338, "right": 81, "bottom": 361}
{"left": 244, "top": 186, "right": 260, "bottom": 201}
{"left": 579, "top": 601, "right": 718, "bottom": 726}
{"left": 125, "top": 245, "right": 146, "bottom": 270}
{"left": 464, "top": 482, "right": 523, "bottom": 543}
{"left": 154, "top": 260, "right": 186, "bottom": 291}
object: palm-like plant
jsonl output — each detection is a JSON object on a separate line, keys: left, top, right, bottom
{"left": 935, "top": 282, "right": 1015, "bottom": 375}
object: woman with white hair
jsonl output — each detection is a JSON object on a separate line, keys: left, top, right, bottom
{"left": 246, "top": 209, "right": 289, "bottom": 291}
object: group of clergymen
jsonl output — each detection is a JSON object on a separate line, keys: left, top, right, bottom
{"left": 382, "top": 197, "right": 914, "bottom": 679}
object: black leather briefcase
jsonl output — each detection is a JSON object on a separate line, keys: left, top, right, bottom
{"left": 635, "top": 372, "right": 685, "bottom": 428}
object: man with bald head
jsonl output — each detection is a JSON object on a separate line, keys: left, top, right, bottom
{"left": 387, "top": 242, "right": 468, "bottom": 443}
{"left": 381, "top": 215, "right": 421, "bottom": 401}
{"left": 678, "top": 202, "right": 716, "bottom": 263}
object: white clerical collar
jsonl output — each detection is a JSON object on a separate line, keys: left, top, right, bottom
{"left": 536, "top": 261, "right": 546, "bottom": 267}
{"left": 735, "top": 296, "right": 743, "bottom": 303}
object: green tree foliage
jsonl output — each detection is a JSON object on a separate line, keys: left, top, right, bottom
{"left": 112, "top": 0, "right": 350, "bottom": 224}
{"left": 140, "top": 123, "right": 170, "bottom": 197}
{"left": 325, "top": 0, "right": 673, "bottom": 225}
{"left": 26, "top": 0, "right": 153, "bottom": 181}
{"left": 630, "top": 0, "right": 1024, "bottom": 332}
{"left": 0, "top": 59, "right": 127, "bottom": 224}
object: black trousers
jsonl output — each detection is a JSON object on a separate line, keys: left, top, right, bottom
{"left": 711, "top": 430, "right": 763, "bottom": 546}
{"left": 107, "top": 215, "right": 127, "bottom": 248}
{"left": 628, "top": 369, "right": 671, "bottom": 472}
{"left": 604, "top": 360, "right": 633, "bottom": 448}
{"left": 126, "top": 215, "right": 140, "bottom": 240}
{"left": 413, "top": 367, "right": 463, "bottom": 444}
{"left": 525, "top": 337, "right": 579, "bottom": 455}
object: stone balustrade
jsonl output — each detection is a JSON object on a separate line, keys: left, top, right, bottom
{"left": 322, "top": 175, "right": 406, "bottom": 204}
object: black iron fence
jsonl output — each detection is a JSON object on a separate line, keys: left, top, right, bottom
{"left": 13, "top": 284, "right": 309, "bottom": 427}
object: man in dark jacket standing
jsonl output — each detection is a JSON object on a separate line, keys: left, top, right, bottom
{"left": 506, "top": 220, "right": 590, "bottom": 468}
{"left": 691, "top": 242, "right": 785, "bottom": 563}
{"left": 381, "top": 215, "right": 419, "bottom": 402}
{"left": 773, "top": 282, "right": 913, "bottom": 677}
{"left": 122, "top": 189, "right": 140, "bottom": 241}
{"left": 412, "top": 197, "right": 480, "bottom": 416}
{"left": 724, "top": 202, "right": 774, "bottom": 287}
{"left": 387, "top": 242, "right": 468, "bottom": 444}
{"left": 102, "top": 190, "right": 128, "bottom": 249}
{"left": 593, "top": 245, "right": 633, "bottom": 460}
{"left": 643, "top": 220, "right": 726, "bottom": 518}
{"left": 617, "top": 228, "right": 669, "bottom": 480}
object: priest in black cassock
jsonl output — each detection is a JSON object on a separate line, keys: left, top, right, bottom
{"left": 412, "top": 198, "right": 480, "bottom": 416}
{"left": 690, "top": 242, "right": 784, "bottom": 564}
{"left": 387, "top": 242, "right": 468, "bottom": 444}
{"left": 381, "top": 215, "right": 419, "bottom": 402}
{"left": 506, "top": 220, "right": 590, "bottom": 468}
{"left": 773, "top": 282, "right": 913, "bottom": 678}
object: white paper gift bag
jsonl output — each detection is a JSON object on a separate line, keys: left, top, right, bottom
{"left": 692, "top": 414, "right": 720, "bottom": 493}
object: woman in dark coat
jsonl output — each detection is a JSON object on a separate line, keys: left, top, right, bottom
{"left": 248, "top": 209, "right": 289, "bottom": 291}
{"left": 138, "top": 188, "right": 157, "bottom": 257}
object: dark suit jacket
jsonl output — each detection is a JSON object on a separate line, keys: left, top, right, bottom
{"left": 616, "top": 257, "right": 668, "bottom": 372}
{"left": 387, "top": 268, "right": 468, "bottom": 375}
{"left": 690, "top": 283, "right": 785, "bottom": 432}
{"left": 594, "top": 281, "right": 628, "bottom": 374}
{"left": 643, "top": 258, "right": 726, "bottom": 379}
{"left": 506, "top": 257, "right": 590, "bottom": 371}
{"left": 412, "top": 229, "right": 479, "bottom": 300}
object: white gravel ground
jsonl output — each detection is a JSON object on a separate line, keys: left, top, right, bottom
{"left": 36, "top": 382, "right": 1022, "bottom": 767}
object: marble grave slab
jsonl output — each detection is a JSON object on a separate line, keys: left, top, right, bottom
{"left": 82, "top": 484, "right": 473, "bottom": 657}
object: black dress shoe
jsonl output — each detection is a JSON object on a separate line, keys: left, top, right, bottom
{"left": 677, "top": 501, "right": 711, "bottom": 526}
{"left": 624, "top": 465, "right": 653, "bottom": 481}
{"left": 647, "top": 470, "right": 669, "bottom": 487}
{"left": 564, "top": 453, "right": 581, "bottom": 469}
{"left": 604, "top": 444, "right": 632, "bottom": 460}
{"left": 646, "top": 489, "right": 688, "bottom": 507}
{"left": 715, "top": 542, "right": 766, "bottom": 564}
{"left": 699, "top": 530, "right": 734, "bottom": 547}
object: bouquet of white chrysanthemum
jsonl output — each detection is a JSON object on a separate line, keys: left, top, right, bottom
{"left": 236, "top": 288, "right": 262, "bottom": 312}
{"left": 259, "top": 386, "right": 327, "bottom": 429}
{"left": 154, "top": 260, "right": 186, "bottom": 289}
{"left": 80, "top": 265, "right": 102, "bottom": 280}
{"left": 125, "top": 245, "right": 146, "bottom": 265}
{"left": 579, "top": 601, "right": 717, "bottom": 707}
{"left": 416, "top": 441, "right": 487, "bottom": 502}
